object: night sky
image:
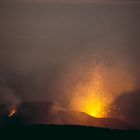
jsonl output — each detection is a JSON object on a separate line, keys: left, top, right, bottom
{"left": 0, "top": 0, "right": 140, "bottom": 128}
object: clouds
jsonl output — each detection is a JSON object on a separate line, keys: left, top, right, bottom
{"left": 1, "top": 1, "right": 140, "bottom": 98}
{"left": 7, "top": 0, "right": 140, "bottom": 3}
{"left": 1, "top": 0, "right": 140, "bottom": 5}
{"left": 110, "top": 90, "right": 140, "bottom": 128}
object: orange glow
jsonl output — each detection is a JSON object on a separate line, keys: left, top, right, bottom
{"left": 69, "top": 59, "right": 135, "bottom": 118}
{"left": 70, "top": 64, "right": 110, "bottom": 118}
{"left": 8, "top": 109, "right": 16, "bottom": 118}
{"left": 72, "top": 94, "right": 108, "bottom": 118}
{"left": 81, "top": 96, "right": 108, "bottom": 118}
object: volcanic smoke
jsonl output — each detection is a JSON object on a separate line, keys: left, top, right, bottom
{"left": 57, "top": 51, "right": 136, "bottom": 120}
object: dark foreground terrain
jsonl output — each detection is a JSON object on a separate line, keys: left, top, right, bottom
{"left": 0, "top": 102, "right": 135, "bottom": 129}
{"left": 0, "top": 102, "right": 140, "bottom": 139}
{"left": 0, "top": 125, "right": 140, "bottom": 140}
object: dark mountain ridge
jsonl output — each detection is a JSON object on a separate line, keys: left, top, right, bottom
{"left": 0, "top": 101, "right": 135, "bottom": 129}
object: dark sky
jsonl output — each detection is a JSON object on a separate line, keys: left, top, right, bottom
{"left": 0, "top": 0, "right": 140, "bottom": 127}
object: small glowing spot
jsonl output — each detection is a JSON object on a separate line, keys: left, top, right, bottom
{"left": 8, "top": 109, "right": 16, "bottom": 118}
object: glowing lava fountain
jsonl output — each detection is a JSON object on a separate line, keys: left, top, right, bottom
{"left": 70, "top": 64, "right": 111, "bottom": 118}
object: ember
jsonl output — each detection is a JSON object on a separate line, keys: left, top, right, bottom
{"left": 8, "top": 109, "right": 16, "bottom": 118}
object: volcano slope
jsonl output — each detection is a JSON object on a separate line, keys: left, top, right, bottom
{"left": 0, "top": 101, "right": 140, "bottom": 139}
{"left": 0, "top": 101, "right": 136, "bottom": 129}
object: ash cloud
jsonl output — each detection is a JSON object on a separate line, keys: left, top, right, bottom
{"left": 0, "top": 87, "right": 20, "bottom": 106}
{"left": 110, "top": 90, "right": 140, "bottom": 129}
{"left": 0, "top": 75, "right": 20, "bottom": 112}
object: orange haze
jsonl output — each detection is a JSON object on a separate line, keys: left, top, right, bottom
{"left": 69, "top": 60, "right": 135, "bottom": 118}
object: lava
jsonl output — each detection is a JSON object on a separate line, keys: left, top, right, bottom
{"left": 8, "top": 109, "right": 16, "bottom": 118}
{"left": 70, "top": 64, "right": 111, "bottom": 118}
{"left": 71, "top": 93, "right": 109, "bottom": 118}
{"left": 80, "top": 96, "right": 108, "bottom": 118}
